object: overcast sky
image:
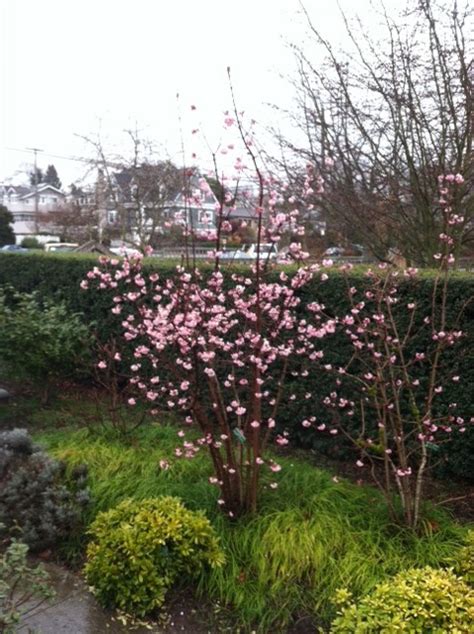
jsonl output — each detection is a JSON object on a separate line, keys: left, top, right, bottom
{"left": 1, "top": 0, "right": 407, "bottom": 188}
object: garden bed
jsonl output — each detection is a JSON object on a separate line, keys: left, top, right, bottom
{"left": 2, "top": 384, "right": 471, "bottom": 632}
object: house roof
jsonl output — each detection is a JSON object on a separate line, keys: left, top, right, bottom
{"left": 19, "top": 184, "right": 65, "bottom": 199}
{"left": 226, "top": 205, "right": 258, "bottom": 220}
{"left": 0, "top": 185, "right": 31, "bottom": 197}
{"left": 113, "top": 170, "right": 134, "bottom": 192}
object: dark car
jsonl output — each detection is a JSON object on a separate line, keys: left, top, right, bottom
{"left": 1, "top": 244, "right": 27, "bottom": 252}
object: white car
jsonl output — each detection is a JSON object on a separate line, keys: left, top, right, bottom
{"left": 221, "top": 243, "right": 278, "bottom": 261}
{"left": 109, "top": 246, "right": 142, "bottom": 258}
{"left": 44, "top": 243, "right": 79, "bottom": 252}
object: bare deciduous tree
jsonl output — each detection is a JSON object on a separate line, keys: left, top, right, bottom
{"left": 79, "top": 129, "right": 182, "bottom": 249}
{"left": 277, "top": 0, "right": 473, "bottom": 265}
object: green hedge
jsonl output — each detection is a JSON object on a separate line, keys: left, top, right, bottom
{"left": 1, "top": 252, "right": 472, "bottom": 481}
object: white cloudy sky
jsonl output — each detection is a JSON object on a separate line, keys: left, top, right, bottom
{"left": 1, "top": 0, "right": 407, "bottom": 188}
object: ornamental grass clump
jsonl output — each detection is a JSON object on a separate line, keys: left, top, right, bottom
{"left": 84, "top": 496, "right": 224, "bottom": 616}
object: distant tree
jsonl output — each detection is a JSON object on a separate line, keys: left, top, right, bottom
{"left": 20, "top": 236, "right": 43, "bottom": 249}
{"left": 29, "top": 167, "right": 43, "bottom": 187}
{"left": 277, "top": 0, "right": 473, "bottom": 265}
{"left": 43, "top": 165, "right": 62, "bottom": 190}
{"left": 39, "top": 200, "right": 98, "bottom": 244}
{"left": 0, "top": 204, "right": 15, "bottom": 246}
{"left": 206, "top": 175, "right": 228, "bottom": 206}
{"left": 80, "top": 129, "right": 183, "bottom": 249}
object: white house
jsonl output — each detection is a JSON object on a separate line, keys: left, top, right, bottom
{"left": 0, "top": 183, "right": 66, "bottom": 242}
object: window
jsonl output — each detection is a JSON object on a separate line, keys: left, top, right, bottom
{"left": 14, "top": 213, "right": 35, "bottom": 222}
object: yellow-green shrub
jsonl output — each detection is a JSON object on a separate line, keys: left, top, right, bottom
{"left": 452, "top": 530, "right": 474, "bottom": 586}
{"left": 331, "top": 566, "right": 474, "bottom": 633}
{"left": 84, "top": 497, "right": 224, "bottom": 616}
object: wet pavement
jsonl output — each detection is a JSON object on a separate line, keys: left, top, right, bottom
{"left": 21, "top": 561, "right": 211, "bottom": 634}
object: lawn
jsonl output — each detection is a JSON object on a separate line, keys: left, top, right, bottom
{"left": 30, "top": 396, "right": 470, "bottom": 632}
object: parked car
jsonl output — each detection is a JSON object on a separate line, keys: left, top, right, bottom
{"left": 1, "top": 244, "right": 27, "bottom": 253}
{"left": 109, "top": 246, "right": 142, "bottom": 258}
{"left": 44, "top": 243, "right": 79, "bottom": 253}
{"left": 221, "top": 243, "right": 279, "bottom": 261}
{"left": 323, "top": 246, "right": 345, "bottom": 257}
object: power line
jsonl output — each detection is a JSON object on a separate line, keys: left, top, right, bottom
{"left": 4, "top": 146, "right": 91, "bottom": 165}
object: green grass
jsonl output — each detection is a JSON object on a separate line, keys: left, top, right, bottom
{"left": 33, "top": 417, "right": 470, "bottom": 632}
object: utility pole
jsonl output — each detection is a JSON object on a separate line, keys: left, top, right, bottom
{"left": 27, "top": 147, "right": 43, "bottom": 233}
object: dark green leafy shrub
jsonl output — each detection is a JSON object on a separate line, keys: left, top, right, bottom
{"left": 0, "top": 253, "right": 472, "bottom": 478}
{"left": 0, "top": 429, "right": 89, "bottom": 551}
{"left": 84, "top": 497, "right": 224, "bottom": 616}
{"left": 331, "top": 566, "right": 474, "bottom": 632}
{"left": 0, "top": 525, "right": 55, "bottom": 633}
{"left": 20, "top": 237, "right": 43, "bottom": 249}
{"left": 0, "top": 286, "right": 92, "bottom": 402}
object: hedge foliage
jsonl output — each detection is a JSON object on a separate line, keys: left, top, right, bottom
{"left": 0, "top": 252, "right": 472, "bottom": 480}
{"left": 0, "top": 286, "right": 92, "bottom": 401}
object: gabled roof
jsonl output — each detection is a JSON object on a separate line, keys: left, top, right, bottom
{"left": 19, "top": 184, "right": 65, "bottom": 199}
{"left": 113, "top": 170, "right": 134, "bottom": 192}
{"left": 0, "top": 185, "right": 31, "bottom": 197}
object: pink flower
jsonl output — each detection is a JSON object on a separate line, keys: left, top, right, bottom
{"left": 127, "top": 398, "right": 136, "bottom": 406}
{"left": 97, "top": 360, "right": 107, "bottom": 369}
{"left": 356, "top": 460, "right": 364, "bottom": 467}
{"left": 159, "top": 460, "right": 169, "bottom": 470}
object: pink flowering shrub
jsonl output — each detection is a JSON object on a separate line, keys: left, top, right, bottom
{"left": 83, "top": 100, "right": 334, "bottom": 517}
{"left": 83, "top": 90, "right": 471, "bottom": 527}
{"left": 308, "top": 175, "right": 472, "bottom": 528}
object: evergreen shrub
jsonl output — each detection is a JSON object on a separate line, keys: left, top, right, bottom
{"left": 0, "top": 428, "right": 89, "bottom": 551}
{"left": 84, "top": 496, "right": 224, "bottom": 616}
{"left": 331, "top": 566, "right": 474, "bottom": 632}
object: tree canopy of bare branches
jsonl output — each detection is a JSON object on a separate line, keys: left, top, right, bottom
{"left": 278, "top": 0, "right": 473, "bottom": 265}
{"left": 80, "top": 130, "right": 182, "bottom": 249}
